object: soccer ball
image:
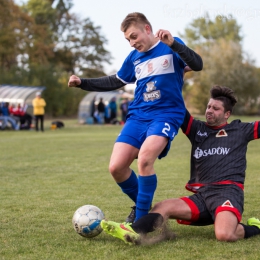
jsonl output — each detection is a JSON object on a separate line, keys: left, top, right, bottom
{"left": 72, "top": 205, "right": 105, "bottom": 238}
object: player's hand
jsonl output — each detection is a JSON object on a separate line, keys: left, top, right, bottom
{"left": 184, "top": 66, "right": 192, "bottom": 73}
{"left": 183, "top": 66, "right": 192, "bottom": 78}
{"left": 68, "top": 75, "right": 81, "bottom": 87}
{"left": 155, "top": 29, "right": 174, "bottom": 46}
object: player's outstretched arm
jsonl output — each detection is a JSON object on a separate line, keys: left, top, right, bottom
{"left": 155, "top": 29, "right": 203, "bottom": 72}
{"left": 68, "top": 74, "right": 126, "bottom": 92}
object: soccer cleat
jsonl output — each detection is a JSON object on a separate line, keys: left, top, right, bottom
{"left": 247, "top": 217, "right": 260, "bottom": 228}
{"left": 101, "top": 220, "right": 140, "bottom": 245}
{"left": 125, "top": 206, "right": 136, "bottom": 223}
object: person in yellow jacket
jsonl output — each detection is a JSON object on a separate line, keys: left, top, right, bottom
{"left": 32, "top": 92, "right": 46, "bottom": 132}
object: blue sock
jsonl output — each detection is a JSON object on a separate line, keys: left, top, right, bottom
{"left": 135, "top": 174, "right": 157, "bottom": 221}
{"left": 117, "top": 170, "right": 138, "bottom": 203}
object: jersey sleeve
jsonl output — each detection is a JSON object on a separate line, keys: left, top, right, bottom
{"left": 255, "top": 121, "right": 260, "bottom": 139}
{"left": 181, "top": 109, "right": 194, "bottom": 135}
{"left": 78, "top": 75, "right": 125, "bottom": 92}
{"left": 181, "top": 109, "right": 202, "bottom": 142}
{"left": 236, "top": 121, "right": 260, "bottom": 141}
{"left": 116, "top": 52, "right": 136, "bottom": 84}
{"left": 171, "top": 37, "right": 203, "bottom": 71}
{"left": 172, "top": 37, "right": 186, "bottom": 69}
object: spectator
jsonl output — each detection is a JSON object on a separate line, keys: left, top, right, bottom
{"left": 32, "top": 92, "right": 46, "bottom": 132}
{"left": 9, "top": 104, "right": 16, "bottom": 116}
{"left": 11, "top": 104, "right": 32, "bottom": 130}
{"left": 120, "top": 98, "right": 129, "bottom": 123}
{"left": 8, "top": 104, "right": 20, "bottom": 123}
{"left": 0, "top": 102, "right": 19, "bottom": 130}
{"left": 90, "top": 96, "right": 98, "bottom": 124}
{"left": 104, "top": 103, "right": 111, "bottom": 124}
{"left": 97, "top": 97, "right": 105, "bottom": 124}
{"left": 109, "top": 97, "right": 117, "bottom": 123}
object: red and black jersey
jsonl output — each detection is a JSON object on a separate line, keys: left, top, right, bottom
{"left": 181, "top": 109, "right": 260, "bottom": 192}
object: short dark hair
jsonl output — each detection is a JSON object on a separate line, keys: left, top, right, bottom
{"left": 121, "top": 12, "right": 152, "bottom": 32}
{"left": 210, "top": 85, "right": 237, "bottom": 113}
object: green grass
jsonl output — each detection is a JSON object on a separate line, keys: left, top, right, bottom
{"left": 1, "top": 117, "right": 260, "bottom": 260}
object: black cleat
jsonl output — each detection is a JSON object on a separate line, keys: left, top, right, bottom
{"left": 125, "top": 206, "right": 136, "bottom": 223}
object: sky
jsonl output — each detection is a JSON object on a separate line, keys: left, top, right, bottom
{"left": 70, "top": 0, "right": 260, "bottom": 74}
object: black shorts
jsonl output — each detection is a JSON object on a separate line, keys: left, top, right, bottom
{"left": 177, "top": 184, "right": 244, "bottom": 226}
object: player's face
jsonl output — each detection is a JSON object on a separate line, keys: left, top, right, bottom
{"left": 124, "top": 24, "right": 153, "bottom": 52}
{"left": 205, "top": 99, "right": 230, "bottom": 126}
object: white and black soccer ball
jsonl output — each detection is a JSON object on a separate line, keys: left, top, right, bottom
{"left": 72, "top": 205, "right": 105, "bottom": 238}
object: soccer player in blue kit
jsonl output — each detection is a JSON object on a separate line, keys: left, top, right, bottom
{"left": 100, "top": 86, "right": 260, "bottom": 245}
{"left": 68, "top": 12, "right": 203, "bottom": 223}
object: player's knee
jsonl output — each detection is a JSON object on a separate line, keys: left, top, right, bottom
{"left": 108, "top": 161, "right": 127, "bottom": 180}
{"left": 137, "top": 156, "right": 151, "bottom": 172}
{"left": 215, "top": 230, "right": 235, "bottom": 242}
{"left": 108, "top": 162, "right": 118, "bottom": 176}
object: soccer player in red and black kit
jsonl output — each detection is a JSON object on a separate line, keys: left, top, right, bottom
{"left": 101, "top": 85, "right": 260, "bottom": 245}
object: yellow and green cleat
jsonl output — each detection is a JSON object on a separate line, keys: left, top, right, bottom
{"left": 101, "top": 220, "right": 140, "bottom": 245}
{"left": 247, "top": 217, "right": 260, "bottom": 229}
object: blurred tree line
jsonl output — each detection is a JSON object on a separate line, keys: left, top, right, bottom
{"left": 0, "top": 0, "right": 111, "bottom": 116}
{"left": 181, "top": 14, "right": 260, "bottom": 115}
{"left": 0, "top": 1, "right": 259, "bottom": 116}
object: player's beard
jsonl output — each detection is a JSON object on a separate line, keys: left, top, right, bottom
{"left": 206, "top": 113, "right": 223, "bottom": 126}
{"left": 206, "top": 114, "right": 215, "bottom": 125}
{"left": 206, "top": 115, "right": 226, "bottom": 126}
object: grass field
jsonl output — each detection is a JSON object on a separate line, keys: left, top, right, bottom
{"left": 1, "top": 117, "right": 260, "bottom": 260}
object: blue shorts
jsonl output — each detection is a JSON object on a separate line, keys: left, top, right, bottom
{"left": 116, "top": 117, "right": 179, "bottom": 159}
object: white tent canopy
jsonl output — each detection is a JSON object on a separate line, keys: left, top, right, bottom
{"left": 0, "top": 85, "right": 45, "bottom": 115}
{"left": 78, "top": 90, "right": 134, "bottom": 124}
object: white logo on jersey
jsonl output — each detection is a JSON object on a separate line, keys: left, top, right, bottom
{"left": 143, "top": 91, "right": 161, "bottom": 102}
{"left": 193, "top": 147, "right": 230, "bottom": 159}
{"left": 222, "top": 200, "right": 234, "bottom": 208}
{"left": 197, "top": 130, "right": 208, "bottom": 137}
{"left": 146, "top": 81, "right": 156, "bottom": 92}
{"left": 216, "top": 129, "right": 228, "bottom": 137}
{"left": 143, "top": 81, "right": 161, "bottom": 102}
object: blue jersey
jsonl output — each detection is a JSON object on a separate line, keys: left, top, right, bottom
{"left": 117, "top": 37, "right": 186, "bottom": 125}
